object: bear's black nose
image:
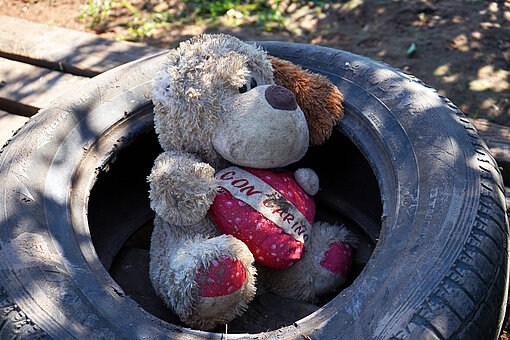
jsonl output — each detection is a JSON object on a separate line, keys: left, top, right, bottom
{"left": 264, "top": 85, "right": 298, "bottom": 111}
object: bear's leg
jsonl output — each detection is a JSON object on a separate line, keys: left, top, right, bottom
{"left": 259, "top": 221, "right": 357, "bottom": 302}
{"left": 149, "top": 217, "right": 256, "bottom": 330}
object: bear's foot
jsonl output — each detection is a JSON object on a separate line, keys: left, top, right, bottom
{"left": 196, "top": 256, "right": 247, "bottom": 298}
{"left": 188, "top": 255, "right": 255, "bottom": 329}
{"left": 149, "top": 224, "right": 256, "bottom": 330}
{"left": 259, "top": 221, "right": 357, "bottom": 302}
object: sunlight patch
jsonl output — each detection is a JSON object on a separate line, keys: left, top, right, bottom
{"left": 469, "top": 65, "right": 509, "bottom": 92}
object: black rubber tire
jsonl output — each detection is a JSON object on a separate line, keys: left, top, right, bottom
{"left": 0, "top": 43, "right": 507, "bottom": 339}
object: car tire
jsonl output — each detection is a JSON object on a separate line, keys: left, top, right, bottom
{"left": 0, "top": 43, "right": 507, "bottom": 339}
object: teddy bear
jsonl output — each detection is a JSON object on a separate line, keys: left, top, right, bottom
{"left": 148, "top": 33, "right": 357, "bottom": 330}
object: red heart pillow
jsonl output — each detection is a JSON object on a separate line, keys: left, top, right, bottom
{"left": 209, "top": 167, "right": 315, "bottom": 269}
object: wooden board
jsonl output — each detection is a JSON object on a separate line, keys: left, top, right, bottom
{"left": 470, "top": 118, "right": 510, "bottom": 165}
{"left": 0, "top": 110, "right": 28, "bottom": 147}
{"left": 0, "top": 57, "right": 89, "bottom": 116}
{"left": 0, "top": 15, "right": 165, "bottom": 77}
{"left": 470, "top": 118, "right": 510, "bottom": 184}
{"left": 507, "top": 188, "right": 510, "bottom": 219}
{"left": 469, "top": 119, "right": 509, "bottom": 216}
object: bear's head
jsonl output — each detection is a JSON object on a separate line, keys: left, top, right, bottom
{"left": 151, "top": 33, "right": 343, "bottom": 169}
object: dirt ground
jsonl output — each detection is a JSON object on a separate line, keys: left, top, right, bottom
{"left": 0, "top": 0, "right": 509, "bottom": 337}
{"left": 1, "top": 0, "right": 509, "bottom": 126}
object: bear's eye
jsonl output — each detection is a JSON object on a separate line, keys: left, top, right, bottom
{"left": 250, "top": 78, "right": 258, "bottom": 89}
{"left": 238, "top": 84, "right": 248, "bottom": 93}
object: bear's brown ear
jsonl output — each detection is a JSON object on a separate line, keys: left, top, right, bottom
{"left": 268, "top": 55, "right": 343, "bottom": 146}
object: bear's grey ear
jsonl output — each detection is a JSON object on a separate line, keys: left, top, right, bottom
{"left": 268, "top": 56, "right": 344, "bottom": 146}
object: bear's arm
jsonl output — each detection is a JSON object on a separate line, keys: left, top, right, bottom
{"left": 148, "top": 150, "right": 218, "bottom": 226}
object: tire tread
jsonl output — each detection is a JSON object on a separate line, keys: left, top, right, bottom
{"left": 0, "top": 287, "right": 49, "bottom": 339}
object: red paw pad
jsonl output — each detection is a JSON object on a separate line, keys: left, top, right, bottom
{"left": 209, "top": 167, "right": 315, "bottom": 269}
{"left": 320, "top": 242, "right": 353, "bottom": 278}
{"left": 195, "top": 256, "right": 246, "bottom": 297}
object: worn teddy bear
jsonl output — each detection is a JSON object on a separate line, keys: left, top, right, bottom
{"left": 148, "top": 33, "right": 357, "bottom": 330}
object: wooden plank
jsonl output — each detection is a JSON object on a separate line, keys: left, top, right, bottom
{"left": 0, "top": 15, "right": 165, "bottom": 77}
{"left": 471, "top": 118, "right": 510, "bottom": 166}
{"left": 0, "top": 111, "right": 29, "bottom": 147}
{"left": 471, "top": 120, "right": 509, "bottom": 216}
{"left": 470, "top": 118, "right": 510, "bottom": 184}
{"left": 507, "top": 188, "right": 510, "bottom": 218}
{"left": 0, "top": 57, "right": 89, "bottom": 115}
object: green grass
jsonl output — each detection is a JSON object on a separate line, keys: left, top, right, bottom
{"left": 79, "top": 0, "right": 115, "bottom": 28}
{"left": 79, "top": 0, "right": 327, "bottom": 40}
{"left": 79, "top": 0, "right": 169, "bottom": 39}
